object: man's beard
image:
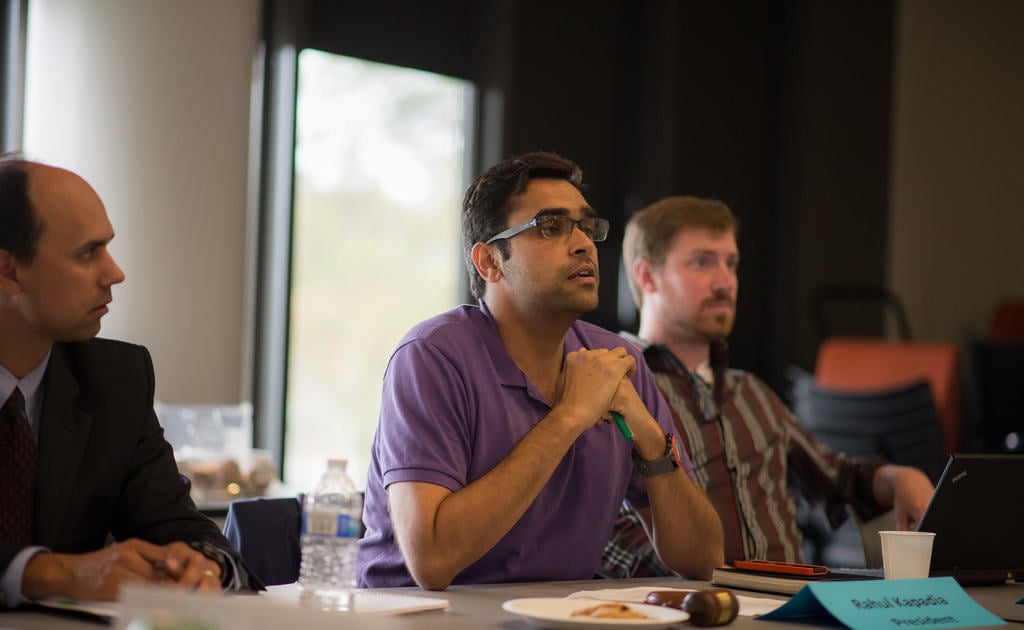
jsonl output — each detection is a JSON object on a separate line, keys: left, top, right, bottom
{"left": 696, "top": 298, "right": 735, "bottom": 341}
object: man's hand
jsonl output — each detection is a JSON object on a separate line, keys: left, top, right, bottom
{"left": 554, "top": 347, "right": 637, "bottom": 435}
{"left": 873, "top": 465, "right": 935, "bottom": 530}
{"left": 891, "top": 467, "right": 935, "bottom": 530}
{"left": 22, "top": 538, "right": 222, "bottom": 602}
{"left": 151, "top": 541, "right": 223, "bottom": 592}
{"left": 605, "top": 377, "right": 666, "bottom": 459}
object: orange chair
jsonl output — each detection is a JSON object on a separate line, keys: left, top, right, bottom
{"left": 814, "top": 337, "right": 961, "bottom": 454}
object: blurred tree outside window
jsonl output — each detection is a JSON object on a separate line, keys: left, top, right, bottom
{"left": 287, "top": 49, "right": 471, "bottom": 491}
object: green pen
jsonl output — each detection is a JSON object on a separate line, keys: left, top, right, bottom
{"left": 611, "top": 411, "right": 633, "bottom": 441}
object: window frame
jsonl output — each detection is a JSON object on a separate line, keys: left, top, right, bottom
{"left": 251, "top": 0, "right": 498, "bottom": 480}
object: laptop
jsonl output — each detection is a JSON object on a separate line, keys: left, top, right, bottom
{"left": 914, "top": 453, "right": 1024, "bottom": 585}
{"left": 715, "top": 453, "right": 1024, "bottom": 594}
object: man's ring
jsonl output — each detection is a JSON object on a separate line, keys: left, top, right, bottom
{"left": 203, "top": 569, "right": 215, "bottom": 577}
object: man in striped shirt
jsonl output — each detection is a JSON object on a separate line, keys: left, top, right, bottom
{"left": 600, "top": 196, "right": 934, "bottom": 576}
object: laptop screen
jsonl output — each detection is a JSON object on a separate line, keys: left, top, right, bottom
{"left": 917, "top": 453, "right": 1024, "bottom": 574}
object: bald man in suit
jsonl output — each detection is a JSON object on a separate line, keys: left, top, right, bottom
{"left": 0, "top": 156, "right": 261, "bottom": 606}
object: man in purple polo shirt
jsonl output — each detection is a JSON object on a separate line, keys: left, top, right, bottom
{"left": 357, "top": 152, "right": 723, "bottom": 589}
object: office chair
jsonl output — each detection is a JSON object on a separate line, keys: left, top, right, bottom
{"left": 811, "top": 284, "right": 913, "bottom": 343}
{"left": 814, "top": 338, "right": 961, "bottom": 454}
{"left": 989, "top": 299, "right": 1024, "bottom": 343}
{"left": 223, "top": 496, "right": 302, "bottom": 586}
{"left": 969, "top": 340, "right": 1024, "bottom": 453}
{"left": 797, "top": 500, "right": 897, "bottom": 569}
{"left": 793, "top": 378, "right": 946, "bottom": 483}
{"left": 790, "top": 378, "right": 942, "bottom": 567}
{"left": 849, "top": 504, "right": 897, "bottom": 568}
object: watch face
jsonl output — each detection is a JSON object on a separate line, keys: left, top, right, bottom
{"left": 633, "top": 434, "right": 683, "bottom": 476}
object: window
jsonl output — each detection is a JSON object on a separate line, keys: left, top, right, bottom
{"left": 285, "top": 50, "right": 473, "bottom": 491}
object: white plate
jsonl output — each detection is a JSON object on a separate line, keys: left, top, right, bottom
{"left": 502, "top": 598, "right": 689, "bottom": 629}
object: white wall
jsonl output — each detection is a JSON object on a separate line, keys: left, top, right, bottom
{"left": 23, "top": 0, "right": 261, "bottom": 403}
{"left": 889, "top": 0, "right": 1024, "bottom": 343}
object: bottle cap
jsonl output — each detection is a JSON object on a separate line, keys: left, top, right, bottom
{"left": 327, "top": 459, "right": 348, "bottom": 471}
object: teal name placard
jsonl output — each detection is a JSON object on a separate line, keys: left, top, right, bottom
{"left": 758, "top": 577, "right": 1005, "bottom": 629}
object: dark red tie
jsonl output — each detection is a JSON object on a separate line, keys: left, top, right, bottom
{"left": 0, "top": 388, "right": 36, "bottom": 544}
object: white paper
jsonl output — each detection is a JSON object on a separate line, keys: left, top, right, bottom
{"left": 264, "top": 583, "right": 450, "bottom": 615}
{"left": 33, "top": 597, "right": 121, "bottom": 620}
{"left": 111, "top": 582, "right": 448, "bottom": 630}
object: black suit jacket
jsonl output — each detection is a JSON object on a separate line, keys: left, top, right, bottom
{"left": 0, "top": 338, "right": 260, "bottom": 590}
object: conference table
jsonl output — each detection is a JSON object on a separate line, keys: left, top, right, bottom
{"left": 2, "top": 577, "right": 1022, "bottom": 629}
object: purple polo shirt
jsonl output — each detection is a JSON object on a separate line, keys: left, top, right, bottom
{"left": 356, "top": 303, "right": 694, "bottom": 587}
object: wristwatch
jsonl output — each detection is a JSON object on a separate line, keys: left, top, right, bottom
{"left": 633, "top": 433, "right": 682, "bottom": 477}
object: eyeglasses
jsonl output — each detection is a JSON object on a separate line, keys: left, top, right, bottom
{"left": 485, "top": 214, "right": 610, "bottom": 244}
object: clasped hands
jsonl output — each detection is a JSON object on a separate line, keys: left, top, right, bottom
{"left": 23, "top": 538, "right": 222, "bottom": 602}
{"left": 556, "top": 347, "right": 664, "bottom": 458}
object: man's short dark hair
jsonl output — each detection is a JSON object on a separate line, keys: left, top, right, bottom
{"left": 461, "top": 151, "right": 585, "bottom": 299}
{"left": 0, "top": 155, "right": 42, "bottom": 263}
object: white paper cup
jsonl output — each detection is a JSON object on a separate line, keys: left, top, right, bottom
{"left": 879, "top": 530, "right": 936, "bottom": 579}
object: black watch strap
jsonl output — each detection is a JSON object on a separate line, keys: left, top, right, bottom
{"left": 189, "top": 540, "right": 232, "bottom": 586}
{"left": 632, "top": 433, "right": 681, "bottom": 477}
{"left": 188, "top": 540, "right": 265, "bottom": 591}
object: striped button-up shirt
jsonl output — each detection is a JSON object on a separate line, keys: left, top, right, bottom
{"left": 600, "top": 336, "right": 883, "bottom": 577}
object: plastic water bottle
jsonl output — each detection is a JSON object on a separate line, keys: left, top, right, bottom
{"left": 298, "top": 459, "right": 362, "bottom": 612}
